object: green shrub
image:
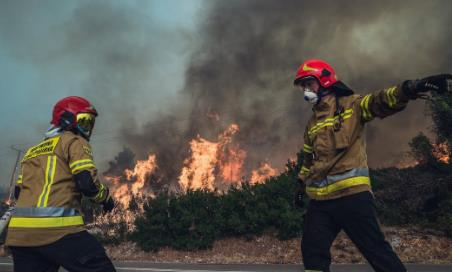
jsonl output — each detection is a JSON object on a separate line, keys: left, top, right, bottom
{"left": 372, "top": 164, "right": 452, "bottom": 236}
{"left": 130, "top": 194, "right": 173, "bottom": 251}
{"left": 130, "top": 169, "right": 305, "bottom": 251}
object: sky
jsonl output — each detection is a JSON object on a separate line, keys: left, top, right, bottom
{"left": 0, "top": 0, "right": 203, "bottom": 187}
{"left": 1, "top": 0, "right": 451, "bottom": 190}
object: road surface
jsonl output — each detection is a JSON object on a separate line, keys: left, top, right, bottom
{"left": 0, "top": 258, "right": 450, "bottom": 271}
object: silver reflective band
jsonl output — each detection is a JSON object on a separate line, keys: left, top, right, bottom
{"left": 14, "top": 207, "right": 80, "bottom": 217}
{"left": 309, "top": 168, "right": 369, "bottom": 188}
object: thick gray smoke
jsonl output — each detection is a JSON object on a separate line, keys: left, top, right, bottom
{"left": 122, "top": 0, "right": 452, "bottom": 187}
{"left": 0, "top": 1, "right": 194, "bottom": 183}
{"left": 1, "top": 1, "right": 451, "bottom": 189}
{"left": 0, "top": 1, "right": 189, "bottom": 117}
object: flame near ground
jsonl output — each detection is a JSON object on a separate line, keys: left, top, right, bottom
{"left": 104, "top": 123, "right": 278, "bottom": 209}
{"left": 96, "top": 129, "right": 450, "bottom": 233}
{"left": 104, "top": 128, "right": 451, "bottom": 210}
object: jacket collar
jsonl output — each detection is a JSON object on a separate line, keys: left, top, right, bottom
{"left": 45, "top": 125, "right": 63, "bottom": 139}
{"left": 313, "top": 94, "right": 335, "bottom": 114}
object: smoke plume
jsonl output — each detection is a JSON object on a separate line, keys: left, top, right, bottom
{"left": 1, "top": 1, "right": 451, "bottom": 189}
{"left": 0, "top": 1, "right": 195, "bottom": 181}
{"left": 121, "top": 0, "right": 452, "bottom": 188}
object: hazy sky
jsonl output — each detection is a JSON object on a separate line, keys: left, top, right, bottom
{"left": 0, "top": 0, "right": 203, "bottom": 187}
{"left": 1, "top": 0, "right": 451, "bottom": 190}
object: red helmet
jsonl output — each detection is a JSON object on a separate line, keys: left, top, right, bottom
{"left": 51, "top": 96, "right": 98, "bottom": 139}
{"left": 293, "top": 59, "right": 338, "bottom": 88}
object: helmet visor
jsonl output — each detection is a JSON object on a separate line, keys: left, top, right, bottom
{"left": 294, "top": 76, "right": 317, "bottom": 87}
{"left": 295, "top": 76, "right": 320, "bottom": 93}
{"left": 76, "top": 113, "right": 96, "bottom": 139}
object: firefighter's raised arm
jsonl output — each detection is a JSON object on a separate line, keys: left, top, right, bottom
{"left": 358, "top": 84, "right": 408, "bottom": 122}
{"left": 359, "top": 74, "right": 452, "bottom": 122}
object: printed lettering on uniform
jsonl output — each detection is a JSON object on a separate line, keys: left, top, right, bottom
{"left": 83, "top": 145, "right": 93, "bottom": 157}
{"left": 22, "top": 137, "right": 60, "bottom": 162}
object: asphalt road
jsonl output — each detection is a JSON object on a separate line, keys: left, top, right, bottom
{"left": 0, "top": 258, "right": 451, "bottom": 271}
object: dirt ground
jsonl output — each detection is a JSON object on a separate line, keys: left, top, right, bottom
{"left": 105, "top": 227, "right": 452, "bottom": 264}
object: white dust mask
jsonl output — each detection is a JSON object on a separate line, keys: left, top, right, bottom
{"left": 304, "top": 89, "right": 319, "bottom": 104}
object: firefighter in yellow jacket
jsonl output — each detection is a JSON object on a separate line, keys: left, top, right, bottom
{"left": 6, "top": 96, "right": 116, "bottom": 272}
{"left": 293, "top": 59, "right": 452, "bottom": 272}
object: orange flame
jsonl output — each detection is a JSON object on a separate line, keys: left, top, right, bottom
{"left": 219, "top": 147, "right": 246, "bottom": 183}
{"left": 397, "top": 142, "right": 450, "bottom": 168}
{"left": 178, "top": 136, "right": 219, "bottom": 191}
{"left": 218, "top": 124, "right": 246, "bottom": 183}
{"left": 250, "top": 162, "right": 278, "bottom": 184}
{"left": 178, "top": 124, "right": 247, "bottom": 191}
{"left": 125, "top": 154, "right": 157, "bottom": 195}
{"left": 104, "top": 154, "right": 157, "bottom": 208}
{"left": 106, "top": 123, "right": 282, "bottom": 199}
{"left": 433, "top": 143, "right": 450, "bottom": 163}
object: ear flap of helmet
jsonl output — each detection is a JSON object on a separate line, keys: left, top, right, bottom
{"left": 59, "top": 111, "right": 76, "bottom": 130}
{"left": 330, "top": 81, "right": 354, "bottom": 96}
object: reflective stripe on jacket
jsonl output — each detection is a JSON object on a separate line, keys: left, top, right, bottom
{"left": 6, "top": 131, "right": 107, "bottom": 247}
{"left": 10, "top": 207, "right": 83, "bottom": 228}
{"left": 299, "top": 84, "right": 409, "bottom": 200}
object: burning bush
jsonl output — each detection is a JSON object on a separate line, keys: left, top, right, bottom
{"left": 92, "top": 90, "right": 452, "bottom": 251}
{"left": 85, "top": 130, "right": 452, "bottom": 252}
{"left": 129, "top": 167, "right": 304, "bottom": 251}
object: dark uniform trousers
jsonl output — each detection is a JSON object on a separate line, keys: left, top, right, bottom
{"left": 301, "top": 191, "right": 406, "bottom": 272}
{"left": 10, "top": 231, "right": 116, "bottom": 272}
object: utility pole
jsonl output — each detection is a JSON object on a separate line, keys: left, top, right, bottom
{"left": 8, "top": 146, "right": 24, "bottom": 202}
{"left": 0, "top": 146, "right": 24, "bottom": 237}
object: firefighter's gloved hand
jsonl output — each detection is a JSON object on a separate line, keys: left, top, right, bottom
{"left": 294, "top": 179, "right": 306, "bottom": 209}
{"left": 403, "top": 74, "right": 452, "bottom": 99}
{"left": 102, "top": 196, "right": 115, "bottom": 213}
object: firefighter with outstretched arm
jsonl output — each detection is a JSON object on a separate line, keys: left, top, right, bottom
{"left": 6, "top": 96, "right": 116, "bottom": 272}
{"left": 293, "top": 59, "right": 452, "bottom": 272}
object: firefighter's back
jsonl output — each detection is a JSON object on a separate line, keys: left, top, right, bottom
{"left": 6, "top": 131, "right": 86, "bottom": 247}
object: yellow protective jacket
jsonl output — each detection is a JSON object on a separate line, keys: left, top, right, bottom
{"left": 299, "top": 84, "right": 410, "bottom": 200}
{"left": 6, "top": 131, "right": 109, "bottom": 246}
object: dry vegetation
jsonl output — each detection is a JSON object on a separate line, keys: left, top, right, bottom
{"left": 105, "top": 226, "right": 452, "bottom": 264}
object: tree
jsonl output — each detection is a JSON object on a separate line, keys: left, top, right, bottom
{"left": 409, "top": 133, "right": 435, "bottom": 165}
{"left": 429, "top": 91, "right": 452, "bottom": 159}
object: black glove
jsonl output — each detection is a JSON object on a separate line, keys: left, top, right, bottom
{"left": 294, "top": 179, "right": 306, "bottom": 209}
{"left": 403, "top": 74, "right": 452, "bottom": 99}
{"left": 102, "top": 196, "right": 115, "bottom": 213}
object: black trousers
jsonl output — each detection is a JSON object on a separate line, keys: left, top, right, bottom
{"left": 301, "top": 191, "right": 406, "bottom": 272}
{"left": 10, "top": 231, "right": 116, "bottom": 272}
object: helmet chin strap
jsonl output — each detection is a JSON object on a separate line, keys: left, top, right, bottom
{"left": 317, "top": 88, "right": 331, "bottom": 100}
{"left": 75, "top": 125, "right": 91, "bottom": 141}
